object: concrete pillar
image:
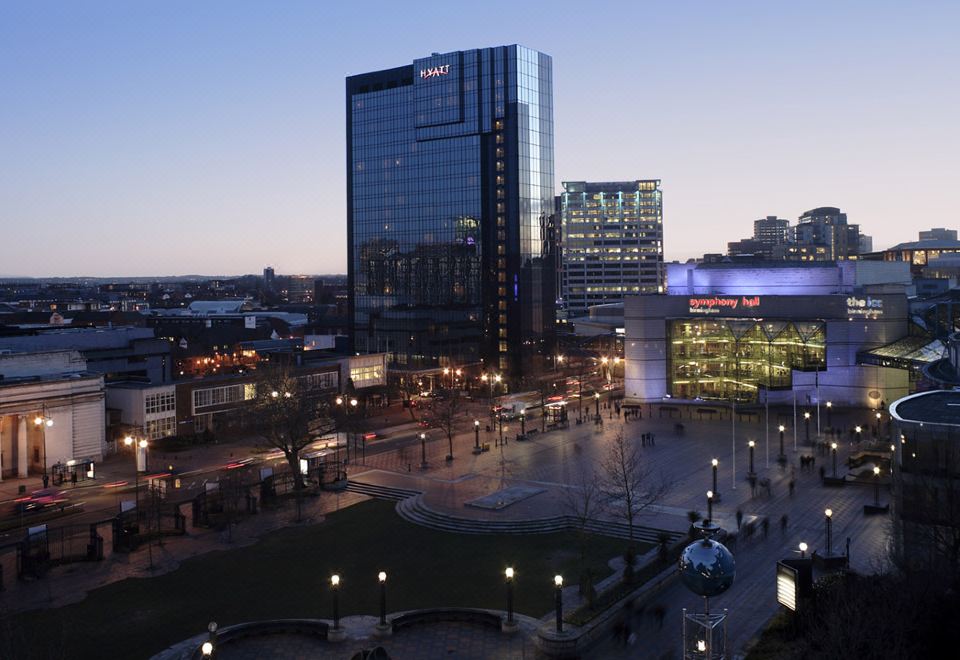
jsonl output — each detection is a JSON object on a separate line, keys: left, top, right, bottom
{"left": 17, "top": 415, "right": 28, "bottom": 478}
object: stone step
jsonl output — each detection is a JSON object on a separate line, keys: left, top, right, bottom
{"left": 395, "top": 496, "right": 683, "bottom": 544}
{"left": 344, "top": 481, "right": 422, "bottom": 501}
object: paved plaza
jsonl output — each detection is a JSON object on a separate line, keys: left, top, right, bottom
{"left": 2, "top": 397, "right": 894, "bottom": 659}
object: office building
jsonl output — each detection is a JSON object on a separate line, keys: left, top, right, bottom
{"left": 560, "top": 180, "right": 663, "bottom": 316}
{"left": 753, "top": 216, "right": 790, "bottom": 254}
{"left": 919, "top": 228, "right": 958, "bottom": 241}
{"left": 288, "top": 276, "right": 315, "bottom": 304}
{"left": 263, "top": 266, "right": 275, "bottom": 291}
{"left": 347, "top": 45, "right": 556, "bottom": 376}
{"left": 785, "top": 206, "right": 862, "bottom": 261}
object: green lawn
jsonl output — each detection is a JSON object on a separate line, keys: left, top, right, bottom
{"left": 5, "top": 499, "right": 640, "bottom": 659}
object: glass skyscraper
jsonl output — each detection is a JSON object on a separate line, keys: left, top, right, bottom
{"left": 347, "top": 45, "right": 556, "bottom": 377}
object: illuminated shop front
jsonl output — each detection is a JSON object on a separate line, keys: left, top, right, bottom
{"left": 669, "top": 319, "right": 825, "bottom": 402}
{"left": 625, "top": 288, "right": 911, "bottom": 407}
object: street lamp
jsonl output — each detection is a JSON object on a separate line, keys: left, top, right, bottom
{"left": 378, "top": 571, "right": 387, "bottom": 626}
{"left": 201, "top": 641, "right": 214, "bottom": 658}
{"left": 873, "top": 466, "right": 881, "bottom": 506}
{"left": 875, "top": 411, "right": 882, "bottom": 437}
{"left": 474, "top": 420, "right": 480, "bottom": 453}
{"left": 778, "top": 425, "right": 786, "bottom": 460}
{"left": 804, "top": 411, "right": 811, "bottom": 445}
{"left": 831, "top": 441, "right": 838, "bottom": 477}
{"left": 554, "top": 574, "right": 564, "bottom": 633}
{"left": 799, "top": 542, "right": 808, "bottom": 559}
{"left": 706, "top": 490, "right": 714, "bottom": 524}
{"left": 419, "top": 432, "right": 428, "bottom": 469}
{"left": 520, "top": 410, "right": 526, "bottom": 436}
{"left": 34, "top": 412, "right": 53, "bottom": 487}
{"left": 825, "top": 401, "right": 833, "bottom": 428}
{"left": 747, "top": 440, "right": 755, "bottom": 476}
{"left": 855, "top": 425, "right": 862, "bottom": 444}
{"left": 124, "top": 435, "right": 147, "bottom": 511}
{"left": 594, "top": 392, "right": 600, "bottom": 417}
{"left": 331, "top": 574, "right": 341, "bottom": 630}
{"left": 824, "top": 508, "right": 833, "bottom": 555}
{"left": 711, "top": 459, "right": 719, "bottom": 496}
{"left": 505, "top": 567, "right": 515, "bottom": 625}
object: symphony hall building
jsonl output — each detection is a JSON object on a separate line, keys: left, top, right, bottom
{"left": 624, "top": 260, "right": 914, "bottom": 408}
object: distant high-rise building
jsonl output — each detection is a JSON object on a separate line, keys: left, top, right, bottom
{"left": 858, "top": 234, "right": 874, "bottom": 254}
{"left": 263, "top": 267, "right": 275, "bottom": 290}
{"left": 561, "top": 180, "right": 663, "bottom": 315}
{"left": 347, "top": 45, "right": 556, "bottom": 375}
{"left": 920, "top": 228, "right": 958, "bottom": 241}
{"left": 752, "top": 216, "right": 790, "bottom": 257}
{"left": 789, "top": 207, "right": 862, "bottom": 261}
{"left": 288, "top": 276, "right": 315, "bottom": 303}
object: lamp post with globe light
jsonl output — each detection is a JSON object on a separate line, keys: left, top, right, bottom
{"left": 799, "top": 542, "right": 808, "bottom": 559}
{"left": 826, "top": 401, "right": 833, "bottom": 428}
{"left": 747, "top": 440, "right": 756, "bottom": 477}
{"left": 33, "top": 412, "right": 54, "bottom": 487}
{"left": 873, "top": 466, "right": 881, "bottom": 506}
{"left": 505, "top": 567, "right": 515, "bottom": 627}
{"left": 804, "top": 411, "right": 811, "bottom": 445}
{"left": 378, "top": 571, "right": 388, "bottom": 628}
{"left": 554, "top": 575, "right": 564, "bottom": 633}
{"left": 831, "top": 442, "right": 838, "bottom": 477}
{"left": 825, "top": 508, "right": 833, "bottom": 555}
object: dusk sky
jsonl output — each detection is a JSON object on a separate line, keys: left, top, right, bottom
{"left": 2, "top": 0, "right": 958, "bottom": 277}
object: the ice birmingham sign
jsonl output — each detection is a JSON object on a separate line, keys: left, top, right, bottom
{"left": 846, "top": 296, "right": 884, "bottom": 317}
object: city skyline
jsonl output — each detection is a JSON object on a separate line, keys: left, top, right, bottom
{"left": 3, "top": 1, "right": 959, "bottom": 277}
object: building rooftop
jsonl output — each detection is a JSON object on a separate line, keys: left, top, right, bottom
{"left": 886, "top": 238, "right": 960, "bottom": 252}
{"left": 890, "top": 390, "right": 960, "bottom": 427}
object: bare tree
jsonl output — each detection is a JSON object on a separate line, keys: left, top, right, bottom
{"left": 560, "top": 462, "right": 603, "bottom": 593}
{"left": 426, "top": 390, "right": 460, "bottom": 460}
{"left": 599, "top": 432, "right": 670, "bottom": 567}
{"left": 251, "top": 365, "right": 335, "bottom": 491}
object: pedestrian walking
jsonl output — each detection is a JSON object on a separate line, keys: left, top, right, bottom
{"left": 788, "top": 479, "right": 796, "bottom": 497}
{"left": 651, "top": 433, "right": 656, "bottom": 446}
{"left": 748, "top": 475, "right": 757, "bottom": 498}
{"left": 761, "top": 517, "right": 769, "bottom": 539}
{"left": 736, "top": 508, "right": 743, "bottom": 531}
{"left": 780, "top": 514, "right": 788, "bottom": 535}
{"left": 819, "top": 465, "right": 826, "bottom": 482}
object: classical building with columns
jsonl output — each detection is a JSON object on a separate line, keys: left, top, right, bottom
{"left": 0, "top": 350, "right": 106, "bottom": 480}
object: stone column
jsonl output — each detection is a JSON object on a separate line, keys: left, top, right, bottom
{"left": 17, "top": 415, "right": 28, "bottom": 478}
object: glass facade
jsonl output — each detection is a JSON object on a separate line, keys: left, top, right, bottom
{"left": 668, "top": 319, "right": 825, "bottom": 402}
{"left": 561, "top": 180, "right": 663, "bottom": 314}
{"left": 347, "top": 46, "right": 555, "bottom": 375}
